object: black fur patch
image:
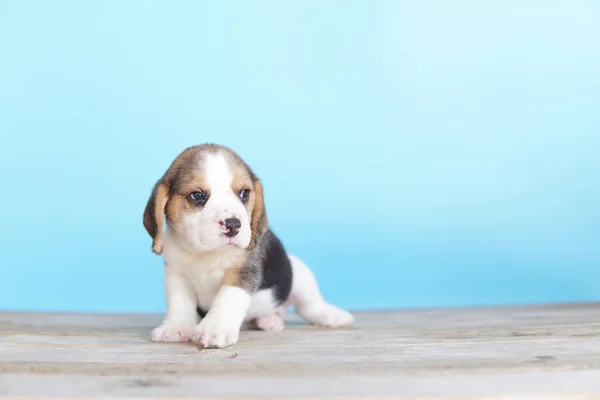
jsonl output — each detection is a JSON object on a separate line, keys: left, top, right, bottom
{"left": 257, "top": 229, "right": 293, "bottom": 304}
{"left": 196, "top": 306, "right": 207, "bottom": 319}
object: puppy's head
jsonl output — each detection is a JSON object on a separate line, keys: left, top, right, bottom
{"left": 143, "top": 144, "right": 267, "bottom": 255}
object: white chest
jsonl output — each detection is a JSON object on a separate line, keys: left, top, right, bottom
{"left": 186, "top": 267, "right": 224, "bottom": 311}
{"left": 170, "top": 247, "right": 241, "bottom": 311}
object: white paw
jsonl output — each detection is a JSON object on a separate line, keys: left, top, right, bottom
{"left": 302, "top": 303, "right": 355, "bottom": 328}
{"left": 254, "top": 313, "right": 285, "bottom": 331}
{"left": 151, "top": 321, "right": 195, "bottom": 343}
{"left": 191, "top": 314, "right": 240, "bottom": 348}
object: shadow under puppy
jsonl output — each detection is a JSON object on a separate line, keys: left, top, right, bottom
{"left": 143, "top": 143, "right": 354, "bottom": 348}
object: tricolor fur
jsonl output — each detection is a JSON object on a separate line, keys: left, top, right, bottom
{"left": 143, "top": 144, "right": 354, "bottom": 348}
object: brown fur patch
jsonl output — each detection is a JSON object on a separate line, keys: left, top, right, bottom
{"left": 166, "top": 174, "right": 209, "bottom": 227}
{"left": 248, "top": 179, "right": 267, "bottom": 250}
{"left": 143, "top": 182, "right": 169, "bottom": 254}
{"left": 220, "top": 249, "right": 258, "bottom": 291}
{"left": 222, "top": 263, "right": 243, "bottom": 287}
{"left": 230, "top": 168, "right": 252, "bottom": 195}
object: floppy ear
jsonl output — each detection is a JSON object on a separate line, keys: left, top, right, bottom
{"left": 143, "top": 179, "right": 170, "bottom": 255}
{"left": 247, "top": 179, "right": 268, "bottom": 250}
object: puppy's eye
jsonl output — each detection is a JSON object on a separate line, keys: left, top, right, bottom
{"left": 188, "top": 191, "right": 206, "bottom": 204}
{"left": 238, "top": 188, "right": 250, "bottom": 202}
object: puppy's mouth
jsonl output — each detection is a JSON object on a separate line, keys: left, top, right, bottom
{"left": 220, "top": 236, "right": 238, "bottom": 247}
{"left": 211, "top": 233, "right": 242, "bottom": 248}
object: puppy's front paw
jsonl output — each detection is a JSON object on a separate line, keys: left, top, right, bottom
{"left": 191, "top": 314, "right": 240, "bottom": 348}
{"left": 151, "top": 322, "right": 195, "bottom": 343}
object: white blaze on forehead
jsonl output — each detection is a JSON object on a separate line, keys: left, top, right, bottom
{"left": 204, "top": 152, "right": 234, "bottom": 194}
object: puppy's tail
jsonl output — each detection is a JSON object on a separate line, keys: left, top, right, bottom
{"left": 287, "top": 254, "right": 354, "bottom": 327}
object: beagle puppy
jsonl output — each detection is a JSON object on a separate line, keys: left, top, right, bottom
{"left": 143, "top": 143, "right": 354, "bottom": 348}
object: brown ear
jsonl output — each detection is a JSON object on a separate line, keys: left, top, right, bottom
{"left": 248, "top": 179, "right": 267, "bottom": 250}
{"left": 143, "top": 179, "right": 169, "bottom": 255}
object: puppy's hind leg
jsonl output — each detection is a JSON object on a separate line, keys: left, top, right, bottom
{"left": 252, "top": 306, "right": 286, "bottom": 331}
{"left": 287, "top": 254, "right": 354, "bottom": 327}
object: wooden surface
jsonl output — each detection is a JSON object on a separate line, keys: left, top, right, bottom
{"left": 1, "top": 303, "right": 600, "bottom": 399}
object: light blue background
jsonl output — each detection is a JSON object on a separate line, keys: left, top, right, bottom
{"left": 1, "top": 1, "right": 599, "bottom": 313}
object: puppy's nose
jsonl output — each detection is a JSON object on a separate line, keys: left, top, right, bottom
{"left": 222, "top": 218, "right": 241, "bottom": 237}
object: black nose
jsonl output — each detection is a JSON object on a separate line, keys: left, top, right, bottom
{"left": 223, "top": 218, "right": 241, "bottom": 237}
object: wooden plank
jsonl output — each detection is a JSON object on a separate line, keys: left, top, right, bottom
{"left": 0, "top": 303, "right": 600, "bottom": 398}
{"left": 1, "top": 371, "right": 600, "bottom": 398}
{"left": 3, "top": 337, "right": 600, "bottom": 376}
